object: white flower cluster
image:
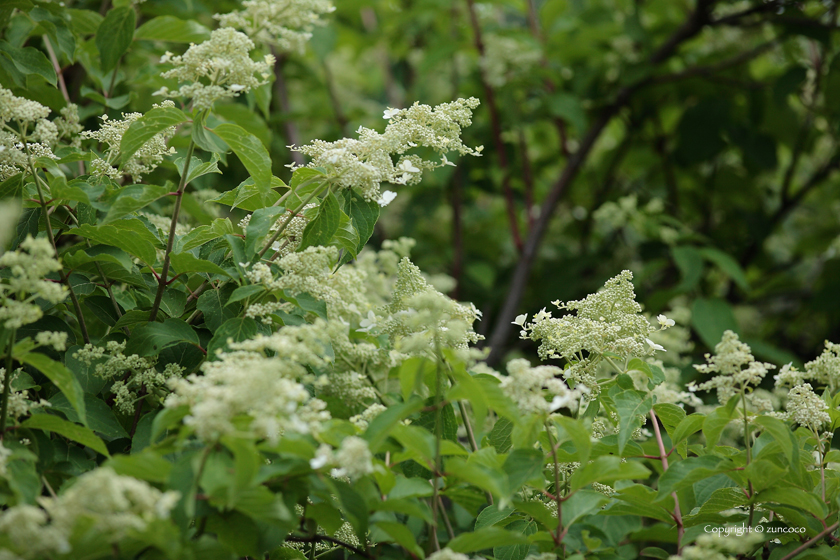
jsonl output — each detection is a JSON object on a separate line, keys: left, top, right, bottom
{"left": 34, "top": 331, "right": 68, "bottom": 352}
{"left": 0, "top": 96, "right": 61, "bottom": 182}
{"left": 519, "top": 271, "right": 663, "bottom": 362}
{"left": 804, "top": 340, "right": 840, "bottom": 391}
{"left": 155, "top": 28, "right": 274, "bottom": 110}
{"left": 0, "top": 467, "right": 179, "bottom": 558}
{"left": 317, "top": 371, "right": 376, "bottom": 407}
{"left": 427, "top": 548, "right": 474, "bottom": 560}
{"left": 383, "top": 258, "right": 483, "bottom": 352}
{"left": 0, "top": 235, "right": 67, "bottom": 329}
{"left": 292, "top": 98, "right": 482, "bottom": 201}
{"left": 785, "top": 383, "right": 830, "bottom": 429}
{"left": 81, "top": 101, "right": 177, "bottom": 183}
{"left": 690, "top": 330, "right": 775, "bottom": 405}
{"left": 350, "top": 403, "right": 387, "bottom": 430}
{"left": 74, "top": 341, "right": 183, "bottom": 415}
{"left": 215, "top": 0, "right": 335, "bottom": 53}
{"left": 309, "top": 436, "right": 374, "bottom": 480}
{"left": 500, "top": 358, "right": 585, "bottom": 415}
{"left": 670, "top": 532, "right": 764, "bottom": 560}
{"left": 165, "top": 322, "right": 332, "bottom": 443}
{"left": 0, "top": 368, "right": 51, "bottom": 424}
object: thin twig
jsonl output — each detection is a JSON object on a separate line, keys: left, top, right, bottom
{"left": 779, "top": 522, "right": 840, "bottom": 560}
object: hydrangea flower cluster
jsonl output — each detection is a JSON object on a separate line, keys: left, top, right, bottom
{"left": 74, "top": 341, "right": 184, "bottom": 415}
{"left": 0, "top": 88, "right": 60, "bottom": 180}
{"left": 785, "top": 383, "right": 830, "bottom": 430}
{"left": 670, "top": 531, "right": 764, "bottom": 560}
{"left": 499, "top": 358, "right": 585, "bottom": 416}
{"left": 0, "top": 467, "right": 179, "bottom": 559}
{"left": 292, "top": 98, "right": 483, "bottom": 201}
{"left": 155, "top": 28, "right": 274, "bottom": 110}
{"left": 0, "top": 235, "right": 67, "bottom": 329}
{"left": 0, "top": 368, "right": 51, "bottom": 424}
{"left": 81, "top": 101, "right": 177, "bottom": 183}
{"left": 165, "top": 322, "right": 332, "bottom": 443}
{"left": 215, "top": 0, "right": 335, "bottom": 53}
{"left": 690, "top": 330, "right": 775, "bottom": 405}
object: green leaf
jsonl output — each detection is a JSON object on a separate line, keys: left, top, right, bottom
{"left": 364, "top": 397, "right": 425, "bottom": 452}
{"left": 612, "top": 388, "right": 653, "bottom": 455}
{"left": 123, "top": 319, "right": 200, "bottom": 356}
{"left": 331, "top": 479, "right": 369, "bottom": 546}
{"left": 180, "top": 218, "right": 236, "bottom": 251}
{"left": 561, "top": 489, "right": 610, "bottom": 526}
{"left": 699, "top": 247, "right": 750, "bottom": 292}
{"left": 244, "top": 206, "right": 285, "bottom": 257}
{"left": 753, "top": 415, "right": 806, "bottom": 487}
{"left": 447, "top": 526, "right": 529, "bottom": 554}
{"left": 134, "top": 15, "right": 210, "bottom": 43}
{"left": 21, "top": 414, "right": 109, "bottom": 456}
{"left": 96, "top": 6, "right": 135, "bottom": 73}
{"left": 475, "top": 506, "right": 515, "bottom": 530}
{"left": 569, "top": 456, "right": 651, "bottom": 491}
{"left": 180, "top": 152, "right": 222, "bottom": 185}
{"left": 0, "top": 40, "right": 56, "bottom": 85}
{"left": 207, "top": 318, "right": 259, "bottom": 357}
{"left": 488, "top": 417, "right": 513, "bottom": 453}
{"left": 692, "top": 298, "right": 739, "bottom": 350}
{"left": 652, "top": 403, "right": 686, "bottom": 439}
{"left": 213, "top": 123, "right": 272, "bottom": 193}
{"left": 608, "top": 484, "right": 675, "bottom": 523}
{"left": 375, "top": 521, "right": 424, "bottom": 558}
{"left": 298, "top": 191, "right": 341, "bottom": 251}
{"left": 671, "top": 413, "right": 705, "bottom": 446}
{"left": 553, "top": 416, "right": 591, "bottom": 464}
{"left": 192, "top": 110, "right": 228, "bottom": 154}
{"left": 107, "top": 451, "right": 172, "bottom": 483}
{"left": 119, "top": 106, "right": 187, "bottom": 166}
{"left": 702, "top": 396, "right": 739, "bottom": 449}
{"left": 344, "top": 188, "right": 380, "bottom": 252}
{"left": 503, "top": 449, "right": 545, "bottom": 492}
{"left": 17, "top": 352, "right": 86, "bottom": 426}
{"left": 756, "top": 487, "right": 828, "bottom": 519}
{"left": 170, "top": 252, "right": 232, "bottom": 278}
{"left": 672, "top": 245, "right": 703, "bottom": 292}
{"left": 102, "top": 184, "right": 170, "bottom": 223}
{"left": 494, "top": 520, "right": 537, "bottom": 560}
{"left": 48, "top": 392, "right": 128, "bottom": 441}
{"left": 73, "top": 221, "right": 159, "bottom": 265}
{"left": 208, "top": 177, "right": 285, "bottom": 211}
{"left": 332, "top": 211, "right": 360, "bottom": 264}
{"left": 656, "top": 456, "right": 727, "bottom": 500}
{"left": 197, "top": 285, "right": 237, "bottom": 332}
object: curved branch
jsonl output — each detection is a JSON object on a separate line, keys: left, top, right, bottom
{"left": 286, "top": 534, "right": 373, "bottom": 559}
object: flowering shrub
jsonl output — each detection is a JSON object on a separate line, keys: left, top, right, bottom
{"left": 0, "top": 2, "right": 838, "bottom": 560}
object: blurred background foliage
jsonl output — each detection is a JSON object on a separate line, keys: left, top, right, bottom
{"left": 6, "top": 0, "right": 840, "bottom": 379}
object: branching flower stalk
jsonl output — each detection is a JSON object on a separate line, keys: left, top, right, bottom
{"left": 258, "top": 181, "right": 331, "bottom": 258}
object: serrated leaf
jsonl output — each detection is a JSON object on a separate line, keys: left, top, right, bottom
{"left": 244, "top": 206, "right": 285, "bottom": 257}
{"left": 96, "top": 6, "right": 135, "bottom": 73}
{"left": 119, "top": 106, "right": 187, "bottom": 166}
{"left": 671, "top": 413, "right": 705, "bottom": 446}
{"left": 344, "top": 188, "right": 380, "bottom": 252}
{"left": 207, "top": 318, "right": 260, "bottom": 357}
{"left": 48, "top": 392, "right": 128, "bottom": 441}
{"left": 0, "top": 40, "right": 56, "bottom": 85}
{"left": 333, "top": 211, "right": 360, "bottom": 265}
{"left": 213, "top": 123, "right": 272, "bottom": 192}
{"left": 197, "top": 285, "right": 237, "bottom": 332}
{"left": 73, "top": 221, "right": 159, "bottom": 265}
{"left": 656, "top": 456, "right": 727, "bottom": 500}
{"left": 102, "top": 184, "right": 170, "bottom": 223}
{"left": 613, "top": 388, "right": 653, "bottom": 455}
{"left": 22, "top": 414, "right": 109, "bottom": 456}
{"left": 180, "top": 218, "right": 236, "bottom": 251}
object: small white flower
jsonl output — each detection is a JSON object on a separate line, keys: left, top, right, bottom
{"left": 229, "top": 84, "right": 247, "bottom": 92}
{"left": 383, "top": 108, "right": 400, "bottom": 119}
{"left": 397, "top": 160, "right": 420, "bottom": 174}
{"left": 645, "top": 338, "right": 666, "bottom": 352}
{"left": 512, "top": 313, "right": 528, "bottom": 326}
{"left": 377, "top": 190, "right": 397, "bottom": 207}
{"left": 441, "top": 154, "right": 456, "bottom": 167}
{"left": 657, "top": 314, "right": 675, "bottom": 328}
{"left": 357, "top": 310, "right": 378, "bottom": 332}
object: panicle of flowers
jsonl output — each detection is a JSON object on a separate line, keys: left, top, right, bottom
{"left": 427, "top": 549, "right": 474, "bottom": 560}
{"left": 670, "top": 531, "right": 764, "bottom": 560}
{"left": 382, "top": 257, "right": 482, "bottom": 353}
{"left": 0, "top": 467, "right": 179, "bottom": 558}
{"left": 215, "top": 0, "right": 335, "bottom": 53}
{"left": 81, "top": 101, "right": 177, "bottom": 183}
{"left": 500, "top": 358, "right": 585, "bottom": 416}
{"left": 0, "top": 235, "right": 67, "bottom": 329}
{"left": 292, "top": 98, "right": 482, "bottom": 201}
{"left": 155, "top": 28, "right": 274, "bottom": 110}
{"left": 74, "top": 341, "right": 183, "bottom": 415}
{"left": 317, "top": 371, "right": 376, "bottom": 407}
{"left": 165, "top": 321, "right": 332, "bottom": 444}
{"left": 331, "top": 436, "right": 374, "bottom": 480}
{"left": 804, "top": 340, "right": 840, "bottom": 392}
{"left": 350, "top": 403, "right": 387, "bottom": 431}
{"left": 519, "top": 271, "right": 663, "bottom": 365}
{"left": 785, "top": 383, "right": 830, "bottom": 430}
{"left": 690, "top": 330, "right": 775, "bottom": 405}
{"left": 0, "top": 88, "right": 61, "bottom": 181}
